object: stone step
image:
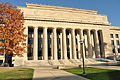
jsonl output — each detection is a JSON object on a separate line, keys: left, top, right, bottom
{"left": 48, "top": 60, "right": 63, "bottom": 66}
{"left": 14, "top": 58, "right": 117, "bottom": 67}
{"left": 59, "top": 59, "right": 78, "bottom": 66}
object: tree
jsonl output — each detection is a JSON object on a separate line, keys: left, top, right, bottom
{"left": 0, "top": 3, "right": 27, "bottom": 65}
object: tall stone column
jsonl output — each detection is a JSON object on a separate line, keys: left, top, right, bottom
{"left": 60, "top": 32, "right": 63, "bottom": 59}
{"left": 51, "top": 32, "right": 53, "bottom": 60}
{"left": 80, "top": 29, "right": 85, "bottom": 59}
{"left": 42, "top": 27, "right": 48, "bottom": 60}
{"left": 69, "top": 32, "right": 72, "bottom": 59}
{"left": 87, "top": 30, "right": 93, "bottom": 58}
{"left": 53, "top": 28, "right": 58, "bottom": 60}
{"left": 71, "top": 29, "right": 77, "bottom": 59}
{"left": 33, "top": 27, "right": 38, "bottom": 60}
{"left": 94, "top": 30, "right": 100, "bottom": 58}
{"left": 77, "top": 32, "right": 81, "bottom": 59}
{"left": 62, "top": 28, "right": 67, "bottom": 60}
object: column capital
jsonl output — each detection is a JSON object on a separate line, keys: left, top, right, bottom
{"left": 33, "top": 26, "right": 38, "bottom": 29}
{"left": 62, "top": 28, "right": 66, "bottom": 30}
{"left": 53, "top": 28, "right": 57, "bottom": 30}
{"left": 68, "top": 28, "right": 74, "bottom": 30}
{"left": 95, "top": 30, "right": 99, "bottom": 33}
{"left": 43, "top": 27, "right": 48, "bottom": 29}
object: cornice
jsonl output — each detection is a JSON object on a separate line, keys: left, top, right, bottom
{"left": 24, "top": 16, "right": 110, "bottom": 26}
{"left": 26, "top": 3, "right": 98, "bottom": 14}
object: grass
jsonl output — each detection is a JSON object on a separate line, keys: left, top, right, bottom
{"left": 62, "top": 67, "right": 120, "bottom": 80}
{"left": 0, "top": 67, "right": 34, "bottom": 80}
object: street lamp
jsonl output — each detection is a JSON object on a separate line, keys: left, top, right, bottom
{"left": 79, "top": 39, "right": 86, "bottom": 75}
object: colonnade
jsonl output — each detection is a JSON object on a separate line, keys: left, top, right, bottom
{"left": 27, "top": 27, "right": 105, "bottom": 60}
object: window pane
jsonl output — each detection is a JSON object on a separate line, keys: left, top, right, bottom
{"left": 115, "top": 34, "right": 119, "bottom": 38}
{"left": 110, "top": 34, "right": 113, "bottom": 38}
{"left": 111, "top": 40, "right": 114, "bottom": 45}
{"left": 66, "top": 38, "right": 69, "bottom": 45}
{"left": 112, "top": 48, "right": 115, "bottom": 53}
{"left": 118, "top": 48, "right": 120, "bottom": 53}
{"left": 48, "top": 38, "right": 51, "bottom": 44}
{"left": 57, "top": 38, "right": 60, "bottom": 44}
{"left": 28, "top": 38, "right": 33, "bottom": 44}
{"left": 116, "top": 40, "right": 119, "bottom": 45}
{"left": 38, "top": 38, "right": 42, "bottom": 44}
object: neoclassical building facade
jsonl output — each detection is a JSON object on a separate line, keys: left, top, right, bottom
{"left": 1, "top": 3, "right": 120, "bottom": 66}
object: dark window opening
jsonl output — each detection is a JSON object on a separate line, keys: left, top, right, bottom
{"left": 110, "top": 34, "right": 113, "bottom": 38}
{"left": 115, "top": 34, "right": 119, "bottom": 38}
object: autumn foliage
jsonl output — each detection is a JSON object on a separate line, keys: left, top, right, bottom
{"left": 0, "top": 3, "right": 27, "bottom": 57}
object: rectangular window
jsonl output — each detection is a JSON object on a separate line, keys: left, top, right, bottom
{"left": 76, "top": 38, "right": 77, "bottom": 44}
{"left": 118, "top": 48, "right": 120, "bottom": 53}
{"left": 28, "top": 38, "right": 33, "bottom": 44}
{"left": 110, "top": 34, "right": 113, "bottom": 38}
{"left": 112, "top": 45, "right": 115, "bottom": 53}
{"left": 115, "top": 34, "right": 119, "bottom": 38}
{"left": 112, "top": 48, "right": 115, "bottom": 53}
{"left": 38, "top": 38, "right": 42, "bottom": 44}
{"left": 48, "top": 38, "right": 51, "bottom": 44}
{"left": 57, "top": 38, "right": 60, "bottom": 44}
{"left": 116, "top": 40, "right": 119, "bottom": 45}
{"left": 111, "top": 40, "right": 114, "bottom": 45}
{"left": 66, "top": 38, "right": 69, "bottom": 45}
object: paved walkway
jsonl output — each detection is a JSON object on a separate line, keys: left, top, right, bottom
{"left": 89, "top": 66, "right": 120, "bottom": 70}
{"left": 32, "top": 67, "right": 90, "bottom": 80}
{"left": 32, "top": 66, "right": 120, "bottom": 80}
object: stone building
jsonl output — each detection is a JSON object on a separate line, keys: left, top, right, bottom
{"left": 1, "top": 3, "right": 120, "bottom": 66}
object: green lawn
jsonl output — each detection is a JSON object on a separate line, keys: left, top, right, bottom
{"left": 62, "top": 67, "right": 120, "bottom": 80}
{"left": 0, "top": 67, "right": 34, "bottom": 80}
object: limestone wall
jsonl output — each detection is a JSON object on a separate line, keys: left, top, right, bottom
{"left": 18, "top": 3, "right": 109, "bottom": 26}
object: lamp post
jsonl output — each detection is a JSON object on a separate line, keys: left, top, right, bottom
{"left": 79, "top": 40, "right": 86, "bottom": 75}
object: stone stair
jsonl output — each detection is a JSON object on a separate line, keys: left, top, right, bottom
{"left": 59, "top": 59, "right": 77, "bottom": 66}
{"left": 14, "top": 58, "right": 118, "bottom": 68}
{"left": 69, "top": 59, "right": 80, "bottom": 65}
{"left": 24, "top": 60, "right": 50, "bottom": 67}
{"left": 48, "top": 60, "right": 63, "bottom": 66}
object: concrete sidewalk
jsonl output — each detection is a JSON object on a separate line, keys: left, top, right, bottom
{"left": 32, "top": 67, "right": 90, "bottom": 80}
{"left": 89, "top": 66, "right": 120, "bottom": 70}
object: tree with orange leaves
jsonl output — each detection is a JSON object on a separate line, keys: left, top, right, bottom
{"left": 0, "top": 3, "right": 27, "bottom": 65}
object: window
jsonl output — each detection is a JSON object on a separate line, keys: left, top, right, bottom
{"left": 115, "top": 34, "right": 119, "bottom": 38}
{"left": 112, "top": 48, "right": 115, "bottom": 53}
{"left": 111, "top": 40, "right": 114, "bottom": 45}
{"left": 48, "top": 38, "right": 51, "bottom": 44}
{"left": 76, "top": 38, "right": 77, "bottom": 44}
{"left": 116, "top": 40, "right": 119, "bottom": 45}
{"left": 38, "top": 38, "right": 42, "bottom": 44}
{"left": 28, "top": 38, "right": 33, "bottom": 44}
{"left": 112, "top": 46, "right": 115, "bottom": 53}
{"left": 57, "top": 38, "right": 60, "bottom": 44}
{"left": 110, "top": 34, "right": 113, "bottom": 38}
{"left": 118, "top": 48, "right": 120, "bottom": 53}
{"left": 66, "top": 38, "right": 69, "bottom": 45}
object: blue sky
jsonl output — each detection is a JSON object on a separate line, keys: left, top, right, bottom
{"left": 0, "top": 0, "right": 120, "bottom": 26}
